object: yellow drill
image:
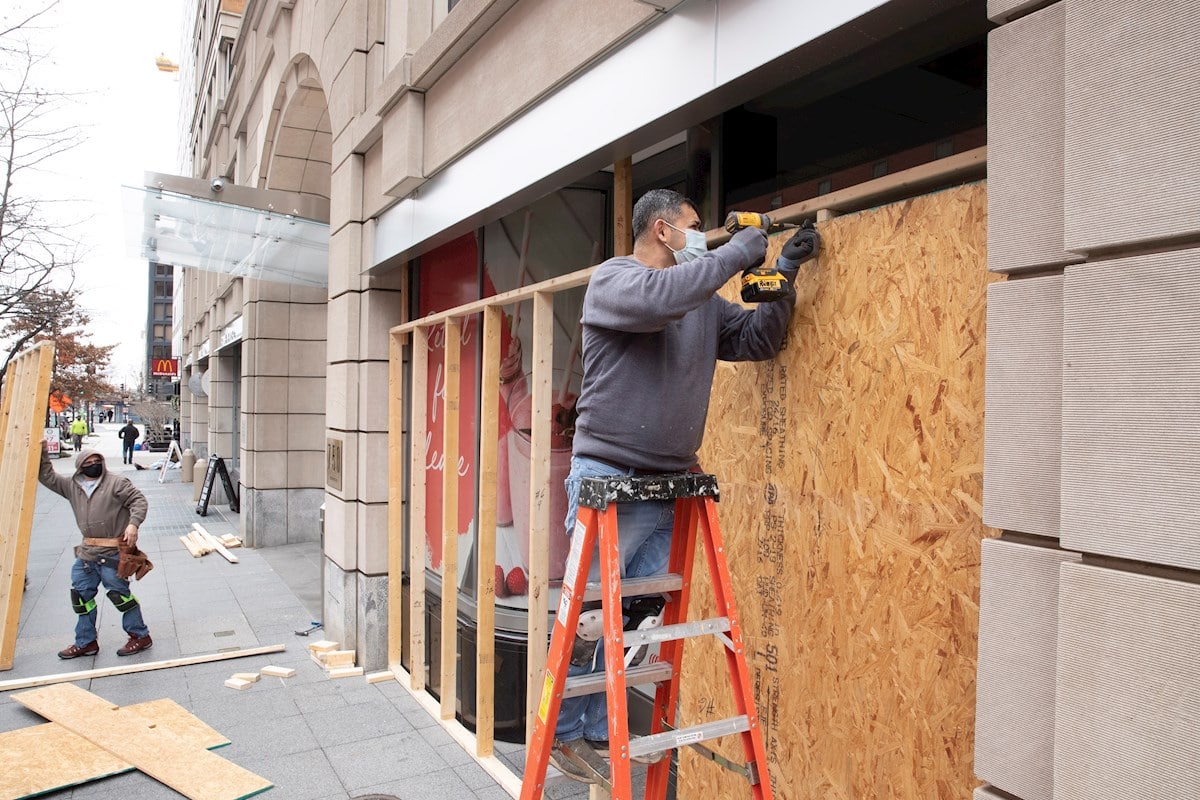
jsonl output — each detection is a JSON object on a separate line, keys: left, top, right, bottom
{"left": 724, "top": 211, "right": 800, "bottom": 303}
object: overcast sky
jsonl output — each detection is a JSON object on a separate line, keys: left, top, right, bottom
{"left": 7, "top": 0, "right": 183, "bottom": 386}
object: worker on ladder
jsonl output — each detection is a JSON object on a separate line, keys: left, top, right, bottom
{"left": 550, "top": 188, "right": 820, "bottom": 782}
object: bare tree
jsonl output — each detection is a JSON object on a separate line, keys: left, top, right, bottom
{"left": 0, "top": 1, "right": 85, "bottom": 394}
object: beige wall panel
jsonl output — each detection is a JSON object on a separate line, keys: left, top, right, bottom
{"left": 1061, "top": 250, "right": 1200, "bottom": 568}
{"left": 288, "top": 301, "right": 327, "bottom": 341}
{"left": 1065, "top": 0, "right": 1200, "bottom": 251}
{"left": 326, "top": 291, "right": 362, "bottom": 363}
{"left": 321, "top": 0, "right": 369, "bottom": 80}
{"left": 288, "top": 449, "right": 325, "bottom": 487}
{"left": 359, "top": 289, "right": 404, "bottom": 361}
{"left": 988, "top": 3, "right": 1083, "bottom": 273}
{"left": 1056, "top": 562, "right": 1200, "bottom": 798}
{"left": 245, "top": 412, "right": 289, "bottom": 452}
{"left": 975, "top": 538, "right": 1080, "bottom": 800}
{"left": 974, "top": 788, "right": 1010, "bottom": 800}
{"left": 355, "top": 430, "right": 389, "bottom": 505}
{"left": 255, "top": 377, "right": 289, "bottom": 413}
{"left": 246, "top": 339, "right": 290, "bottom": 377}
{"left": 245, "top": 278, "right": 291, "bottom": 303}
{"left": 323, "top": 494, "right": 358, "bottom": 570}
{"left": 330, "top": 152, "right": 364, "bottom": 232}
{"left": 252, "top": 449, "right": 289, "bottom": 490}
{"left": 356, "top": 501, "right": 388, "bottom": 576}
{"left": 684, "top": 184, "right": 997, "bottom": 800}
{"left": 381, "top": 91, "right": 424, "bottom": 199}
{"left": 287, "top": 412, "right": 327, "bottom": 452}
{"left": 288, "top": 339, "right": 328, "bottom": 378}
{"left": 328, "top": 51, "right": 367, "bottom": 140}
{"left": 361, "top": 137, "right": 390, "bottom": 219}
{"left": 328, "top": 223, "right": 366, "bottom": 297}
{"left": 291, "top": 284, "right": 328, "bottom": 304}
{"left": 286, "top": 377, "right": 326, "bottom": 414}
{"left": 356, "top": 360, "right": 389, "bottom": 433}
{"left": 248, "top": 300, "right": 291, "bottom": 339}
{"left": 422, "top": 0, "right": 654, "bottom": 173}
{"left": 326, "top": 362, "right": 360, "bottom": 431}
{"left": 982, "top": 276, "right": 1062, "bottom": 538}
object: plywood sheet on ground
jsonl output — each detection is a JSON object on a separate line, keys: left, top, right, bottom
{"left": 683, "top": 182, "right": 998, "bottom": 799}
{"left": 13, "top": 684, "right": 270, "bottom": 800}
{"left": 0, "top": 698, "right": 228, "bottom": 800}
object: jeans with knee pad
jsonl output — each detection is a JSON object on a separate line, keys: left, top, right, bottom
{"left": 71, "top": 557, "right": 149, "bottom": 647}
{"left": 554, "top": 456, "right": 675, "bottom": 742}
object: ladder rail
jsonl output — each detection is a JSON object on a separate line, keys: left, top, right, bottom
{"left": 599, "top": 503, "right": 635, "bottom": 798}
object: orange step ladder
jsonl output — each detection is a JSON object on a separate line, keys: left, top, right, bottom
{"left": 520, "top": 472, "right": 774, "bottom": 800}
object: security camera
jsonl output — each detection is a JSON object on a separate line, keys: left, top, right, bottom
{"left": 211, "top": 177, "right": 225, "bottom": 192}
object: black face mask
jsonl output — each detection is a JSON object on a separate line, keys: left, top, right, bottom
{"left": 80, "top": 463, "right": 103, "bottom": 479}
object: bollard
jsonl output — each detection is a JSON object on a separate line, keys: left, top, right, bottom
{"left": 181, "top": 448, "right": 196, "bottom": 483}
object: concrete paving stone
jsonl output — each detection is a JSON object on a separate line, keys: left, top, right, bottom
{"left": 437, "top": 738, "right": 477, "bottom": 767}
{"left": 67, "top": 769, "right": 187, "bottom": 799}
{"left": 0, "top": 699, "right": 43, "bottom": 729}
{"left": 232, "top": 748, "right": 347, "bottom": 800}
{"left": 301, "top": 697, "right": 414, "bottom": 749}
{"left": 188, "top": 683, "right": 304, "bottom": 730}
{"left": 175, "top": 614, "right": 259, "bottom": 653}
{"left": 86, "top": 667, "right": 194, "bottom": 706}
{"left": 456, "top": 759, "right": 507, "bottom": 791}
{"left": 220, "top": 710, "right": 321, "bottom": 759}
{"left": 328, "top": 734, "right": 458, "bottom": 792}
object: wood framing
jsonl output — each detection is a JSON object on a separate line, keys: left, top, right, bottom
{"left": 0, "top": 342, "right": 55, "bottom": 671}
{"left": 388, "top": 330, "right": 406, "bottom": 670}
{"left": 440, "top": 316, "right": 462, "bottom": 721}
{"left": 476, "top": 306, "right": 502, "bottom": 757}
{"left": 614, "top": 156, "right": 633, "bottom": 256}
{"left": 408, "top": 327, "right": 429, "bottom": 691}
{"left": 524, "top": 291, "right": 553, "bottom": 746}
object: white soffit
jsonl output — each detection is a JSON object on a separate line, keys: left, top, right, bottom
{"left": 374, "top": 0, "right": 887, "bottom": 267}
{"left": 123, "top": 174, "right": 330, "bottom": 288}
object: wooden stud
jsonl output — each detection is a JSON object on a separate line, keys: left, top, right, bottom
{"left": 387, "top": 330, "right": 406, "bottom": 672}
{"left": 322, "top": 650, "right": 356, "bottom": 669}
{"left": 223, "top": 678, "right": 252, "bottom": 691}
{"left": 0, "top": 645, "right": 287, "bottom": 693}
{"left": 408, "top": 326, "right": 430, "bottom": 692}
{"left": 230, "top": 672, "right": 260, "bottom": 683}
{"left": 192, "top": 523, "right": 238, "bottom": 563}
{"left": 525, "top": 291, "right": 553, "bottom": 745}
{"left": 475, "top": 306, "right": 501, "bottom": 758}
{"left": 179, "top": 535, "right": 205, "bottom": 558}
{"left": 307, "top": 640, "right": 339, "bottom": 654}
{"left": 614, "top": 156, "right": 633, "bottom": 257}
{"left": 0, "top": 343, "right": 55, "bottom": 671}
{"left": 440, "top": 316, "right": 461, "bottom": 722}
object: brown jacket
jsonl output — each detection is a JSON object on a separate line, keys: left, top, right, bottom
{"left": 39, "top": 448, "right": 148, "bottom": 561}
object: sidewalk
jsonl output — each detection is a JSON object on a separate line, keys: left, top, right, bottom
{"left": 1, "top": 422, "right": 536, "bottom": 800}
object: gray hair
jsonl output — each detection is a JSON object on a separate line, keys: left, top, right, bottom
{"left": 632, "top": 189, "right": 697, "bottom": 243}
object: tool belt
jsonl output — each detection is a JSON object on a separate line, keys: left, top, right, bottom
{"left": 82, "top": 537, "right": 122, "bottom": 547}
{"left": 117, "top": 543, "right": 154, "bottom": 581}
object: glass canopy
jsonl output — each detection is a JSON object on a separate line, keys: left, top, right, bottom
{"left": 123, "top": 184, "right": 329, "bottom": 287}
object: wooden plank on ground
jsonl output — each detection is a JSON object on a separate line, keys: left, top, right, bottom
{"left": 440, "top": 316, "right": 461, "bottom": 722}
{"left": 192, "top": 523, "right": 238, "bottom": 563}
{"left": 525, "top": 291, "right": 553, "bottom": 747}
{"left": 0, "top": 343, "right": 55, "bottom": 671}
{"left": 13, "top": 684, "right": 271, "bottom": 800}
{"left": 0, "top": 644, "right": 286, "bottom": 693}
{"left": 408, "top": 326, "right": 429, "bottom": 691}
{"left": 0, "top": 698, "right": 229, "bottom": 800}
{"left": 475, "top": 306, "right": 501, "bottom": 758}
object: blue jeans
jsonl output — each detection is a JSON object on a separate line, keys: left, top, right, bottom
{"left": 554, "top": 456, "right": 675, "bottom": 742}
{"left": 71, "top": 557, "right": 149, "bottom": 647}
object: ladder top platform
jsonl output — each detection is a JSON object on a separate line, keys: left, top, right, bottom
{"left": 578, "top": 473, "right": 720, "bottom": 510}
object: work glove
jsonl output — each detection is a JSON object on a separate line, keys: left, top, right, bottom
{"left": 728, "top": 226, "right": 768, "bottom": 269}
{"left": 118, "top": 544, "right": 154, "bottom": 581}
{"left": 778, "top": 220, "right": 820, "bottom": 268}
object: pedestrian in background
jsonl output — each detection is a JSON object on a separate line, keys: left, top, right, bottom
{"left": 118, "top": 420, "right": 140, "bottom": 465}
{"left": 38, "top": 445, "right": 154, "bottom": 659}
{"left": 68, "top": 416, "right": 88, "bottom": 450}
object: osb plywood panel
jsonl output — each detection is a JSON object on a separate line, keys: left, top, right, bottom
{"left": 0, "top": 698, "right": 228, "bottom": 799}
{"left": 988, "top": 3, "right": 1084, "bottom": 273}
{"left": 1060, "top": 249, "right": 1200, "bottom": 569}
{"left": 1056, "top": 562, "right": 1200, "bottom": 798}
{"left": 974, "top": 538, "right": 1080, "bottom": 800}
{"left": 1065, "top": 0, "right": 1200, "bottom": 252}
{"left": 982, "top": 276, "right": 1063, "bottom": 538}
{"left": 684, "top": 183, "right": 999, "bottom": 800}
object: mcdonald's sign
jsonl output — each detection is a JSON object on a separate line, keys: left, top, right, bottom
{"left": 151, "top": 357, "right": 179, "bottom": 377}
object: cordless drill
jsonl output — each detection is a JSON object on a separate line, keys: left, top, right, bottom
{"left": 724, "top": 211, "right": 800, "bottom": 303}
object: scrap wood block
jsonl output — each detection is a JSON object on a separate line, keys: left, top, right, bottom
{"left": 365, "top": 670, "right": 394, "bottom": 684}
{"left": 10, "top": 684, "right": 270, "bottom": 799}
{"left": 219, "top": 533, "right": 243, "bottom": 548}
{"left": 321, "top": 650, "right": 356, "bottom": 669}
{"left": 223, "top": 678, "right": 252, "bottom": 691}
{"left": 260, "top": 665, "right": 295, "bottom": 678}
{"left": 179, "top": 535, "right": 205, "bottom": 558}
{"left": 0, "top": 698, "right": 229, "bottom": 800}
{"left": 307, "top": 640, "right": 338, "bottom": 654}
{"left": 231, "top": 672, "right": 260, "bottom": 683}
{"left": 328, "top": 666, "right": 364, "bottom": 679}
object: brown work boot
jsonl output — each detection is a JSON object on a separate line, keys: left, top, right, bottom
{"left": 116, "top": 634, "right": 153, "bottom": 656}
{"left": 58, "top": 641, "right": 99, "bottom": 659}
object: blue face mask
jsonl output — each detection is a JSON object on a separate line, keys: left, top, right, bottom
{"left": 662, "top": 219, "right": 707, "bottom": 264}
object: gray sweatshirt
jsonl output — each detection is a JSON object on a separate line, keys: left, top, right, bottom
{"left": 39, "top": 448, "right": 148, "bottom": 561}
{"left": 572, "top": 231, "right": 795, "bottom": 472}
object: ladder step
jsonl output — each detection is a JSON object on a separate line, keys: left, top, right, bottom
{"left": 628, "top": 716, "right": 751, "bottom": 761}
{"left": 623, "top": 617, "right": 730, "bottom": 648}
{"left": 563, "top": 662, "right": 673, "bottom": 698}
{"left": 582, "top": 573, "right": 683, "bottom": 603}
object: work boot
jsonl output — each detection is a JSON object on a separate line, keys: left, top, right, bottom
{"left": 550, "top": 739, "right": 602, "bottom": 784}
{"left": 58, "top": 641, "right": 99, "bottom": 659}
{"left": 116, "top": 634, "right": 153, "bottom": 656}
